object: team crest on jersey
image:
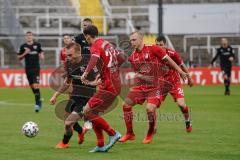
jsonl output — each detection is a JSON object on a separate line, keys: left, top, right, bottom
{"left": 33, "top": 45, "right": 37, "bottom": 49}
{"left": 139, "top": 64, "right": 151, "bottom": 74}
{"left": 80, "top": 66, "right": 85, "bottom": 72}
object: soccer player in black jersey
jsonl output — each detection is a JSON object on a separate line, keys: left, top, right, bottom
{"left": 17, "top": 31, "right": 44, "bottom": 112}
{"left": 49, "top": 42, "right": 100, "bottom": 149}
{"left": 74, "top": 18, "right": 92, "bottom": 55}
{"left": 210, "top": 38, "right": 235, "bottom": 95}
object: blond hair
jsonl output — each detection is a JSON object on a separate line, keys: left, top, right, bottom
{"left": 130, "top": 31, "right": 143, "bottom": 38}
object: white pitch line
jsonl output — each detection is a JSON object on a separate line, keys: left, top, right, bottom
{"left": 0, "top": 100, "right": 33, "bottom": 106}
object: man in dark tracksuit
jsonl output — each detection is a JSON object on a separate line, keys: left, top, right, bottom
{"left": 211, "top": 38, "right": 235, "bottom": 95}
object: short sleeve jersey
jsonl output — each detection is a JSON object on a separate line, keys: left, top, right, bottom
{"left": 128, "top": 45, "right": 167, "bottom": 85}
{"left": 162, "top": 48, "right": 183, "bottom": 84}
{"left": 18, "top": 42, "right": 43, "bottom": 69}
{"left": 90, "top": 38, "right": 121, "bottom": 82}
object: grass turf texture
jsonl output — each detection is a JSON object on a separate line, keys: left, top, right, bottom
{"left": 0, "top": 85, "right": 239, "bottom": 160}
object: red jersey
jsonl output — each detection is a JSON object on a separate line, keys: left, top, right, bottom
{"left": 128, "top": 44, "right": 167, "bottom": 86}
{"left": 60, "top": 47, "right": 67, "bottom": 62}
{"left": 89, "top": 38, "right": 121, "bottom": 92}
{"left": 163, "top": 48, "right": 183, "bottom": 84}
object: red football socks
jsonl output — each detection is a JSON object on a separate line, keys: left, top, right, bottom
{"left": 92, "top": 122, "right": 104, "bottom": 147}
{"left": 123, "top": 105, "right": 134, "bottom": 134}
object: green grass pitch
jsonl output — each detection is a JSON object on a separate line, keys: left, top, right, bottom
{"left": 0, "top": 85, "right": 239, "bottom": 160}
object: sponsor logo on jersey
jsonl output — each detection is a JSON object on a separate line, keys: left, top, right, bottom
{"left": 222, "top": 52, "right": 230, "bottom": 56}
{"left": 29, "top": 51, "right": 38, "bottom": 55}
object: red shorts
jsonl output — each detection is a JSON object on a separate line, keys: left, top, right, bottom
{"left": 161, "top": 83, "right": 184, "bottom": 102}
{"left": 87, "top": 75, "right": 121, "bottom": 114}
{"left": 126, "top": 85, "right": 162, "bottom": 108}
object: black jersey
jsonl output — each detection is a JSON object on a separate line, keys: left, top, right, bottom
{"left": 74, "top": 33, "right": 90, "bottom": 56}
{"left": 211, "top": 46, "right": 235, "bottom": 69}
{"left": 66, "top": 55, "right": 98, "bottom": 97}
{"left": 18, "top": 42, "right": 43, "bottom": 70}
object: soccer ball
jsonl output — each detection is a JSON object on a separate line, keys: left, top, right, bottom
{"left": 22, "top": 121, "right": 39, "bottom": 138}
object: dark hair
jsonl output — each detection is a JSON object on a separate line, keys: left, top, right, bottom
{"left": 63, "top": 33, "right": 71, "bottom": 37}
{"left": 83, "top": 25, "right": 98, "bottom": 38}
{"left": 83, "top": 18, "right": 93, "bottom": 23}
{"left": 156, "top": 35, "right": 166, "bottom": 44}
{"left": 26, "top": 31, "right": 33, "bottom": 35}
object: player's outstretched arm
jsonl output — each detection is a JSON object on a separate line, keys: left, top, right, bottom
{"left": 164, "top": 55, "right": 188, "bottom": 81}
{"left": 49, "top": 77, "right": 71, "bottom": 105}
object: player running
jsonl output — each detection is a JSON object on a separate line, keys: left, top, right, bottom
{"left": 17, "top": 31, "right": 44, "bottom": 112}
{"left": 119, "top": 31, "right": 189, "bottom": 144}
{"left": 155, "top": 35, "right": 193, "bottom": 133}
{"left": 210, "top": 38, "right": 235, "bottom": 95}
{"left": 49, "top": 42, "right": 100, "bottom": 149}
{"left": 79, "top": 25, "right": 125, "bottom": 152}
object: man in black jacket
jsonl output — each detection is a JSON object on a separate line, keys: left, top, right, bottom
{"left": 17, "top": 31, "right": 44, "bottom": 112}
{"left": 210, "top": 38, "right": 235, "bottom": 95}
{"left": 74, "top": 18, "right": 93, "bottom": 55}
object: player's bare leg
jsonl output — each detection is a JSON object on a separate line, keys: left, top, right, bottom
{"left": 56, "top": 112, "right": 82, "bottom": 149}
{"left": 63, "top": 106, "right": 86, "bottom": 145}
{"left": 119, "top": 98, "right": 136, "bottom": 142}
{"left": 176, "top": 98, "right": 192, "bottom": 132}
{"left": 142, "top": 103, "right": 157, "bottom": 144}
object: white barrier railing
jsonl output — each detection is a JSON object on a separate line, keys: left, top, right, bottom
{"left": 0, "top": 5, "right": 78, "bottom": 28}
{"left": 101, "top": 2, "right": 149, "bottom": 32}
{"left": 34, "top": 15, "right": 133, "bottom": 35}
{"left": 43, "top": 47, "right": 60, "bottom": 67}
{"left": 2, "top": 4, "right": 148, "bottom": 35}
{"left": 11, "top": 6, "right": 78, "bottom": 17}
{"left": 189, "top": 45, "right": 240, "bottom": 66}
{"left": 183, "top": 34, "right": 240, "bottom": 53}
{"left": 0, "top": 35, "right": 119, "bottom": 68}
{"left": 184, "top": 34, "right": 240, "bottom": 66}
{"left": 0, "top": 48, "right": 6, "bottom": 68}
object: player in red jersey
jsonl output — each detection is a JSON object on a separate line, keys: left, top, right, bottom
{"left": 119, "top": 31, "right": 189, "bottom": 144}
{"left": 155, "top": 35, "right": 193, "bottom": 133}
{"left": 59, "top": 34, "right": 72, "bottom": 66}
{"left": 79, "top": 25, "right": 125, "bottom": 152}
